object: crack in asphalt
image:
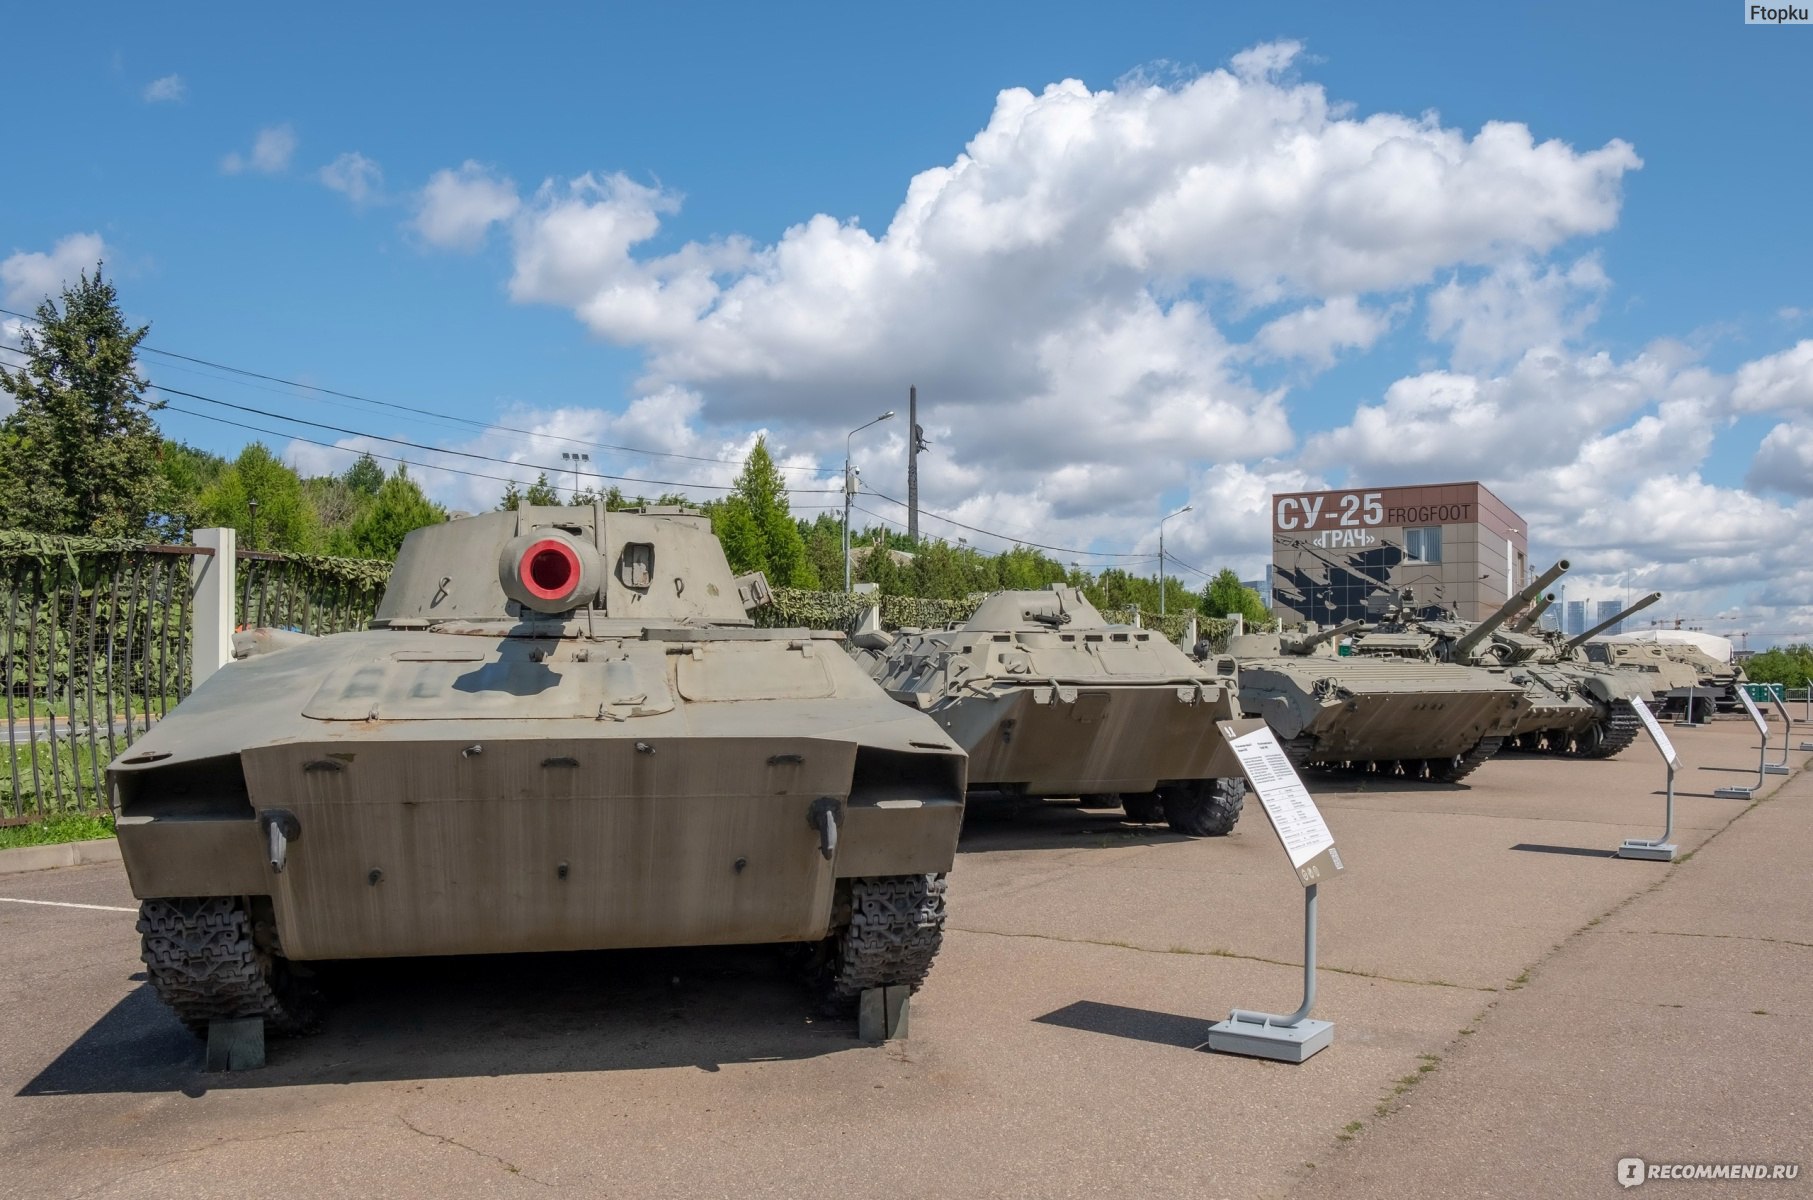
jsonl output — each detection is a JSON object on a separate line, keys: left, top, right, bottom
{"left": 397, "top": 1116, "right": 553, "bottom": 1188}
{"left": 1621, "top": 928, "right": 1813, "bottom": 950}
{"left": 947, "top": 924, "right": 1495, "bottom": 991}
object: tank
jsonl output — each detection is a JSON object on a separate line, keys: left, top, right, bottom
{"left": 1360, "top": 565, "right": 1657, "bottom": 759}
{"left": 110, "top": 504, "right": 968, "bottom": 1035}
{"left": 1230, "top": 616, "right": 1530, "bottom": 784}
{"left": 859, "top": 586, "right": 1260, "bottom": 836}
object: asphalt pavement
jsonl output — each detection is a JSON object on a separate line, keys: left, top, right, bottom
{"left": 0, "top": 717, "right": 1804, "bottom": 1199}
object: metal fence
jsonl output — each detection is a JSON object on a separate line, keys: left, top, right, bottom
{"left": 1, "top": 541, "right": 389, "bottom": 824}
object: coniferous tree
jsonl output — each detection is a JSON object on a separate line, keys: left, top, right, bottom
{"left": 0, "top": 266, "right": 164, "bottom": 535}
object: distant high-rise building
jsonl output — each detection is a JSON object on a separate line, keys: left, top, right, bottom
{"left": 1565, "top": 600, "right": 1588, "bottom": 637}
{"left": 1596, "top": 599, "right": 1624, "bottom": 636}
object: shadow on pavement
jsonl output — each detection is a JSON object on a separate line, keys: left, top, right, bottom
{"left": 18, "top": 945, "right": 857, "bottom": 1097}
{"left": 1034, "top": 1000, "right": 1210, "bottom": 1050}
{"left": 957, "top": 801, "right": 1190, "bottom": 854}
{"left": 1509, "top": 843, "right": 1616, "bottom": 858}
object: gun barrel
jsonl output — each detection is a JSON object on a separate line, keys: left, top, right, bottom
{"left": 1566, "top": 591, "right": 1662, "bottom": 649}
{"left": 1451, "top": 559, "right": 1570, "bottom": 659}
{"left": 1296, "top": 618, "right": 1365, "bottom": 652}
{"left": 1511, "top": 593, "right": 1556, "bottom": 633}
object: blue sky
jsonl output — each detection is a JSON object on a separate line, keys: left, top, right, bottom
{"left": 3, "top": 2, "right": 1811, "bottom": 642}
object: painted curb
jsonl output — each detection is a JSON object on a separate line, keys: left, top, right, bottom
{"left": 0, "top": 838, "right": 122, "bottom": 876}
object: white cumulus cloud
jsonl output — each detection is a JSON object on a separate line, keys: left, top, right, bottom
{"left": 413, "top": 162, "right": 522, "bottom": 251}
{"left": 222, "top": 124, "right": 297, "bottom": 175}
{"left": 142, "top": 74, "right": 186, "bottom": 103}
{"left": 1, "top": 232, "right": 107, "bottom": 311}
{"left": 319, "top": 152, "right": 383, "bottom": 206}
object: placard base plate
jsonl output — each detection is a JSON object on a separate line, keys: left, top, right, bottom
{"left": 1206, "top": 1017, "right": 1333, "bottom": 1063}
{"left": 1764, "top": 764, "right": 1790, "bottom": 775}
{"left": 1713, "top": 785, "right": 1757, "bottom": 798}
{"left": 1617, "top": 839, "right": 1677, "bottom": 862}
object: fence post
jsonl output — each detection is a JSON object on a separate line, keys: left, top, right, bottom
{"left": 190, "top": 527, "right": 236, "bottom": 687}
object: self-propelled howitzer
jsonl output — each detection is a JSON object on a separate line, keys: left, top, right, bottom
{"left": 113, "top": 504, "right": 969, "bottom": 1038}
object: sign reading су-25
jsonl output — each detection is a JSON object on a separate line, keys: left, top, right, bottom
{"left": 1273, "top": 485, "right": 1482, "bottom": 534}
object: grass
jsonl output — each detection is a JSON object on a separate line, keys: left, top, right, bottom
{"left": 0, "top": 810, "right": 114, "bottom": 849}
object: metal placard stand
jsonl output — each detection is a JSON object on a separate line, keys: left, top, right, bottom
{"left": 1618, "top": 699, "right": 1680, "bottom": 862}
{"left": 1206, "top": 723, "right": 1344, "bottom": 1064}
{"left": 1714, "top": 690, "right": 1772, "bottom": 798}
{"left": 1763, "top": 688, "right": 1799, "bottom": 770}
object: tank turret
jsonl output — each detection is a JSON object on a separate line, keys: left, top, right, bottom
{"left": 1450, "top": 559, "right": 1570, "bottom": 661}
{"left": 1565, "top": 591, "right": 1662, "bottom": 650}
{"left": 1280, "top": 619, "right": 1365, "bottom": 655}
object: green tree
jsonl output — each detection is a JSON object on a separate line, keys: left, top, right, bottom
{"left": 197, "top": 443, "right": 321, "bottom": 552}
{"left": 0, "top": 266, "right": 165, "bottom": 535}
{"left": 711, "top": 438, "right": 815, "bottom": 586}
{"left": 525, "top": 473, "right": 561, "bottom": 506}
{"left": 149, "top": 440, "right": 228, "bottom": 542}
{"left": 347, "top": 468, "right": 446, "bottom": 558}
{"left": 1203, "top": 568, "right": 1270, "bottom": 625}
{"left": 1744, "top": 644, "right": 1813, "bottom": 689}
{"left": 497, "top": 480, "right": 524, "bottom": 511}
{"left": 342, "top": 453, "right": 386, "bottom": 496}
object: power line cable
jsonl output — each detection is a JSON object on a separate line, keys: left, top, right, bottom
{"left": 858, "top": 486, "right": 1149, "bottom": 560}
{"left": 0, "top": 305, "right": 838, "bottom": 476}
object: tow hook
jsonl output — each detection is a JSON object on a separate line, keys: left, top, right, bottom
{"left": 261, "top": 810, "right": 301, "bottom": 874}
{"left": 807, "top": 797, "right": 841, "bottom": 861}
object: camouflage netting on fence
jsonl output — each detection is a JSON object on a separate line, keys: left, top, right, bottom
{"left": 753, "top": 586, "right": 1257, "bottom": 646}
{"left": 0, "top": 534, "right": 393, "bottom": 822}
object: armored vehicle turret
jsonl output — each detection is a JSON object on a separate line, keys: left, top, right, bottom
{"left": 1586, "top": 632, "right": 1746, "bottom": 714}
{"left": 1229, "top": 612, "right": 1529, "bottom": 784}
{"left": 112, "top": 504, "right": 968, "bottom": 1036}
{"left": 860, "top": 587, "right": 1259, "bottom": 836}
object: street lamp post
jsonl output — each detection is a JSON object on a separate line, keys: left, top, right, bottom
{"left": 562, "top": 451, "right": 590, "bottom": 499}
{"left": 843, "top": 410, "right": 895, "bottom": 591}
{"left": 247, "top": 497, "right": 259, "bottom": 551}
{"left": 1157, "top": 504, "right": 1192, "bottom": 618}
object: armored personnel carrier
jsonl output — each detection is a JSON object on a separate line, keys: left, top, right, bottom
{"left": 1229, "top": 618, "right": 1529, "bottom": 784}
{"left": 111, "top": 504, "right": 968, "bottom": 1036}
{"left": 858, "top": 586, "right": 1257, "bottom": 836}
{"left": 1356, "top": 563, "right": 1656, "bottom": 759}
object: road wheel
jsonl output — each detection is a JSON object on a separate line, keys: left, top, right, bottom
{"left": 1159, "top": 778, "right": 1246, "bottom": 837}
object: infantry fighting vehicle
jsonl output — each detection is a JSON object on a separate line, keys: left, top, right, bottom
{"left": 1228, "top": 617, "right": 1529, "bottom": 784}
{"left": 111, "top": 504, "right": 968, "bottom": 1036}
{"left": 857, "top": 587, "right": 1258, "bottom": 836}
{"left": 1355, "top": 563, "right": 1656, "bottom": 759}
{"left": 1586, "top": 637, "right": 1746, "bottom": 714}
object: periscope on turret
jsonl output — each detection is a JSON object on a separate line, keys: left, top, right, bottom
{"left": 111, "top": 503, "right": 968, "bottom": 1038}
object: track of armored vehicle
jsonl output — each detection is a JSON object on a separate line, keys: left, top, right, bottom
{"left": 112, "top": 503, "right": 968, "bottom": 1036}
{"left": 857, "top": 587, "right": 1260, "bottom": 836}
{"left": 1231, "top": 620, "right": 1528, "bottom": 786}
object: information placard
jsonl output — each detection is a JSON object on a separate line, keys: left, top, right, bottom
{"left": 1630, "top": 698, "right": 1679, "bottom": 770}
{"left": 1736, "top": 687, "right": 1768, "bottom": 736}
{"left": 1219, "top": 723, "right": 1344, "bottom": 887}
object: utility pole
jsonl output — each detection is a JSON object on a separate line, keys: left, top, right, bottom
{"left": 1157, "top": 504, "right": 1192, "bottom": 618}
{"left": 907, "top": 386, "right": 928, "bottom": 546}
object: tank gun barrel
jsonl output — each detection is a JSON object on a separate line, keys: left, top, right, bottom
{"left": 1510, "top": 593, "right": 1556, "bottom": 633}
{"left": 1292, "top": 619, "right": 1365, "bottom": 653}
{"left": 1451, "top": 559, "right": 1570, "bottom": 660}
{"left": 1566, "top": 591, "right": 1662, "bottom": 649}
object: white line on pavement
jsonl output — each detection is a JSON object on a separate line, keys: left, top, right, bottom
{"left": 0, "top": 896, "right": 136, "bottom": 913}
